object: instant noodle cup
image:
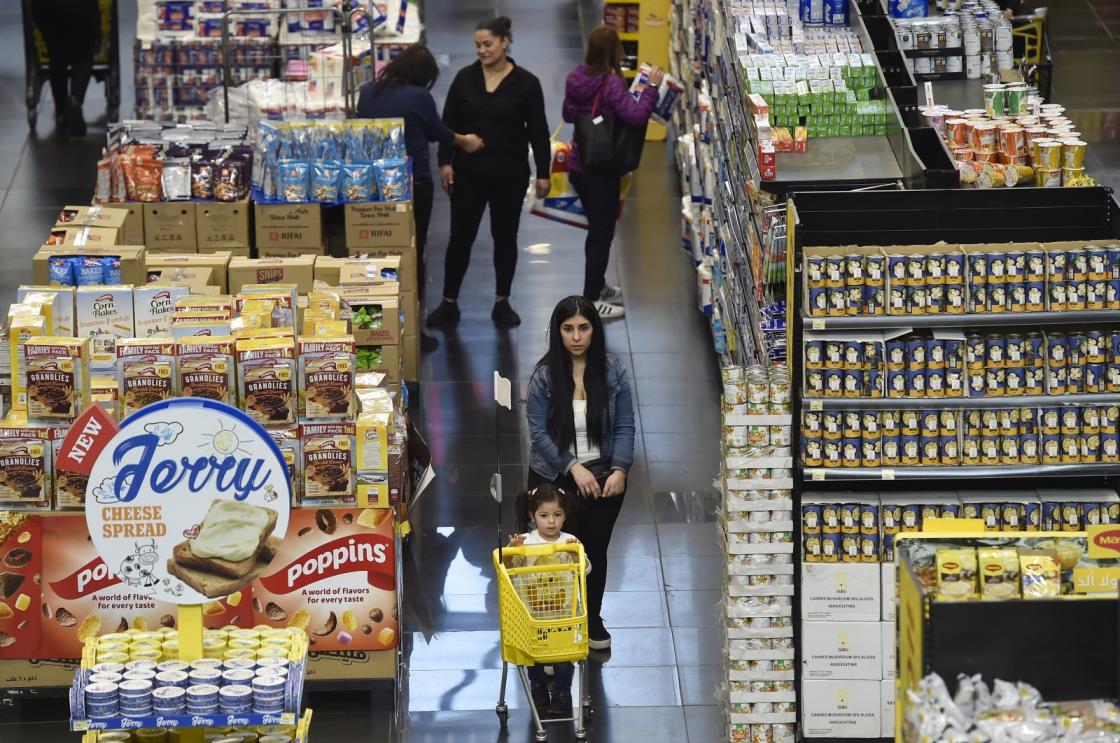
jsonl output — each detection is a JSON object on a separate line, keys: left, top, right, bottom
{"left": 1034, "top": 139, "right": 1062, "bottom": 169}
{"left": 1062, "top": 140, "right": 1087, "bottom": 169}
{"left": 977, "top": 164, "right": 1007, "bottom": 189}
{"left": 1036, "top": 169, "right": 1062, "bottom": 188}
{"left": 946, "top": 118, "right": 970, "bottom": 146}
{"left": 1062, "top": 168, "right": 1086, "bottom": 186}
{"left": 999, "top": 126, "right": 1026, "bottom": 155}
{"left": 974, "top": 150, "right": 1000, "bottom": 163}
{"left": 970, "top": 122, "right": 998, "bottom": 152}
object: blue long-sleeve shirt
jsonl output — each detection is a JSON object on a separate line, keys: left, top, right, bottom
{"left": 356, "top": 82, "right": 454, "bottom": 180}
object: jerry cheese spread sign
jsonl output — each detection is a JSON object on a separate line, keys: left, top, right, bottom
{"left": 60, "top": 398, "right": 292, "bottom": 604}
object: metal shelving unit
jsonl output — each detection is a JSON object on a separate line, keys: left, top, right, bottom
{"left": 803, "top": 309, "right": 1120, "bottom": 330}
{"left": 802, "top": 393, "right": 1120, "bottom": 410}
{"left": 805, "top": 463, "right": 1120, "bottom": 481}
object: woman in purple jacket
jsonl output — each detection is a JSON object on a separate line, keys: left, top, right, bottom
{"left": 562, "top": 27, "right": 664, "bottom": 320}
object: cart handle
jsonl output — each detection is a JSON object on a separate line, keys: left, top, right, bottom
{"left": 493, "top": 543, "right": 588, "bottom": 575}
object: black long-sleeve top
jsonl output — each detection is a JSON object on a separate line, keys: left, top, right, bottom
{"left": 437, "top": 59, "right": 552, "bottom": 179}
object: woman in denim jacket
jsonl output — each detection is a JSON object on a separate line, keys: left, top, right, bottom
{"left": 527, "top": 296, "right": 635, "bottom": 650}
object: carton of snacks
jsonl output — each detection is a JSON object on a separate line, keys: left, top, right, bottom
{"left": 75, "top": 285, "right": 135, "bottom": 371}
{"left": 297, "top": 336, "right": 356, "bottom": 421}
{"left": 1020, "top": 551, "right": 1061, "bottom": 598}
{"left": 268, "top": 426, "right": 301, "bottom": 504}
{"left": 0, "top": 420, "right": 52, "bottom": 509}
{"left": 91, "top": 374, "right": 119, "bottom": 419}
{"left": 17, "top": 286, "right": 75, "bottom": 336}
{"left": 176, "top": 336, "right": 236, "bottom": 406}
{"left": 978, "top": 548, "right": 1020, "bottom": 600}
{"left": 174, "top": 295, "right": 234, "bottom": 316}
{"left": 310, "top": 320, "right": 350, "bottom": 337}
{"left": 13, "top": 293, "right": 56, "bottom": 338}
{"left": 171, "top": 318, "right": 233, "bottom": 340}
{"left": 935, "top": 548, "right": 977, "bottom": 600}
{"left": 300, "top": 422, "right": 356, "bottom": 505}
{"left": 9, "top": 314, "right": 48, "bottom": 410}
{"left": 236, "top": 336, "right": 296, "bottom": 427}
{"left": 24, "top": 337, "right": 90, "bottom": 424}
{"left": 115, "top": 339, "right": 177, "bottom": 419}
{"left": 356, "top": 407, "right": 392, "bottom": 473}
{"left": 133, "top": 283, "right": 190, "bottom": 337}
{"left": 237, "top": 285, "right": 298, "bottom": 329}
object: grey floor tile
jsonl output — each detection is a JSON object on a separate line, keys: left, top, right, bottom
{"left": 657, "top": 523, "right": 724, "bottom": 556}
{"left": 678, "top": 665, "right": 725, "bottom": 707}
{"left": 666, "top": 590, "right": 724, "bottom": 629}
{"left": 685, "top": 705, "right": 728, "bottom": 743}
{"left": 673, "top": 626, "right": 726, "bottom": 666}
{"left": 662, "top": 554, "right": 725, "bottom": 591}
{"left": 600, "top": 590, "right": 670, "bottom": 629}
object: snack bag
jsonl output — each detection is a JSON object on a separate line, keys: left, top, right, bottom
{"left": 936, "top": 548, "right": 977, "bottom": 600}
{"left": 978, "top": 549, "right": 1020, "bottom": 600}
{"left": 529, "top": 139, "right": 632, "bottom": 229}
{"left": 1020, "top": 553, "right": 1061, "bottom": 598}
{"left": 279, "top": 160, "right": 310, "bottom": 203}
{"left": 342, "top": 162, "right": 375, "bottom": 202}
{"left": 373, "top": 157, "right": 411, "bottom": 202}
{"left": 311, "top": 160, "right": 342, "bottom": 204}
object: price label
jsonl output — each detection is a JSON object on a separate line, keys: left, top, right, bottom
{"left": 809, "top": 400, "right": 823, "bottom": 411}
{"left": 881, "top": 469, "right": 896, "bottom": 481}
{"left": 811, "top": 470, "right": 825, "bottom": 481}
{"left": 812, "top": 319, "right": 826, "bottom": 330}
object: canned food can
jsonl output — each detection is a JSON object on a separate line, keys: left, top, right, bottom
{"left": 1019, "top": 501, "right": 1040, "bottom": 531}
{"left": 1111, "top": 280, "right": 1120, "bottom": 309}
{"left": 865, "top": 285, "right": 886, "bottom": 316}
{"left": 1000, "top": 435, "right": 1020, "bottom": 464}
{"left": 1061, "top": 503, "right": 1081, "bottom": 530}
{"left": 806, "top": 256, "right": 827, "bottom": 287}
{"left": 944, "top": 253, "right": 965, "bottom": 281}
{"left": 1086, "top": 331, "right": 1106, "bottom": 363}
{"left": 1088, "top": 280, "right": 1107, "bottom": 309}
{"left": 1020, "top": 433, "right": 1040, "bottom": 463}
{"left": 1067, "top": 280, "right": 1087, "bottom": 310}
{"left": 987, "top": 252, "right": 1007, "bottom": 280}
{"left": 968, "top": 252, "right": 988, "bottom": 284}
{"left": 901, "top": 434, "right": 920, "bottom": 465}
{"left": 1049, "top": 249, "right": 1069, "bottom": 279}
{"left": 822, "top": 411, "right": 842, "bottom": 437}
{"left": 908, "top": 285, "right": 928, "bottom": 314}
{"left": 901, "top": 410, "right": 920, "bottom": 435}
{"left": 980, "top": 502, "right": 1000, "bottom": 530}
{"left": 802, "top": 411, "right": 823, "bottom": 435}
{"left": 802, "top": 436, "right": 823, "bottom": 467}
{"left": 1008, "top": 283, "right": 1026, "bottom": 313}
{"left": 1006, "top": 251, "right": 1025, "bottom": 279}
{"left": 1067, "top": 363, "right": 1083, "bottom": 394}
{"left": 941, "top": 435, "right": 959, "bottom": 464}
{"left": 1088, "top": 248, "right": 1109, "bottom": 280}
{"left": 842, "top": 534, "right": 861, "bottom": 562}
{"left": 980, "top": 409, "right": 999, "bottom": 433}
{"left": 941, "top": 282, "right": 964, "bottom": 313}
{"left": 842, "top": 439, "right": 861, "bottom": 468}
{"left": 1105, "top": 404, "right": 1120, "bottom": 432}
{"left": 842, "top": 411, "right": 861, "bottom": 438}
{"left": 940, "top": 503, "right": 961, "bottom": 520}
{"left": 1103, "top": 431, "right": 1120, "bottom": 462}
{"left": 926, "top": 253, "right": 946, "bottom": 284}
{"left": 887, "top": 285, "right": 906, "bottom": 314}
{"left": 805, "top": 369, "right": 826, "bottom": 396}
{"left": 999, "top": 503, "right": 1021, "bottom": 530}
{"left": 1004, "top": 334, "right": 1026, "bottom": 367}
{"left": 964, "top": 410, "right": 982, "bottom": 435}
{"left": 827, "top": 287, "right": 847, "bottom": 316}
{"left": 919, "top": 433, "right": 939, "bottom": 465}
{"left": 841, "top": 342, "right": 862, "bottom": 370}
{"left": 845, "top": 285, "right": 864, "bottom": 315}
{"left": 1020, "top": 280, "right": 1045, "bottom": 311}
{"left": 1082, "top": 501, "right": 1103, "bottom": 526}
{"left": 917, "top": 409, "right": 937, "bottom": 435}
{"left": 946, "top": 367, "right": 965, "bottom": 397}
{"left": 1061, "top": 433, "right": 1081, "bottom": 463}
{"left": 1020, "top": 406, "right": 1037, "bottom": 434}
{"left": 908, "top": 369, "right": 927, "bottom": 395}
{"left": 887, "top": 369, "right": 907, "bottom": 398}
{"left": 1061, "top": 407, "right": 1081, "bottom": 434}
{"left": 862, "top": 436, "right": 882, "bottom": 467}
{"left": 1070, "top": 249, "right": 1089, "bottom": 281}
{"left": 986, "top": 367, "right": 1006, "bottom": 396}
{"left": 900, "top": 504, "right": 922, "bottom": 531}
{"left": 925, "top": 339, "right": 946, "bottom": 369}
{"left": 867, "top": 369, "right": 884, "bottom": 398}
{"left": 1108, "top": 245, "right": 1120, "bottom": 278}
{"left": 1005, "top": 367, "right": 1024, "bottom": 394}
{"left": 865, "top": 254, "right": 885, "bottom": 285}
{"left": 1083, "top": 433, "right": 1102, "bottom": 463}
{"left": 845, "top": 255, "right": 866, "bottom": 286}
{"left": 965, "top": 334, "right": 986, "bottom": 369}
{"left": 881, "top": 435, "right": 901, "bottom": 465}
{"left": 1049, "top": 280, "right": 1068, "bottom": 311}
{"left": 882, "top": 532, "right": 896, "bottom": 561}
{"left": 882, "top": 503, "right": 901, "bottom": 533}
{"left": 928, "top": 284, "right": 946, "bottom": 314}
{"left": 907, "top": 255, "right": 926, "bottom": 285}
{"left": 860, "top": 411, "right": 881, "bottom": 436}
{"left": 1041, "top": 501, "right": 1060, "bottom": 529}
{"left": 926, "top": 369, "right": 945, "bottom": 397}
{"left": 1023, "top": 250, "right": 1046, "bottom": 281}
{"left": 969, "top": 283, "right": 988, "bottom": 314}
{"left": 1086, "top": 364, "right": 1105, "bottom": 393}
{"left": 1040, "top": 407, "right": 1060, "bottom": 434}
{"left": 980, "top": 435, "right": 1001, "bottom": 464}
{"left": 920, "top": 504, "right": 940, "bottom": 524}
{"left": 988, "top": 281, "right": 1008, "bottom": 312}
{"left": 860, "top": 533, "right": 879, "bottom": 563}
{"left": 802, "top": 534, "right": 822, "bottom": 562}
{"left": 825, "top": 254, "right": 845, "bottom": 287}
{"left": 824, "top": 341, "right": 844, "bottom": 369}
{"left": 808, "top": 287, "right": 828, "bottom": 316}
{"left": 842, "top": 370, "right": 862, "bottom": 397}
{"left": 888, "top": 254, "right": 908, "bottom": 285}
{"left": 962, "top": 502, "right": 981, "bottom": 520}
{"left": 882, "top": 410, "right": 900, "bottom": 432}
{"left": 1048, "top": 334, "right": 1069, "bottom": 367}
{"left": 886, "top": 340, "right": 907, "bottom": 369}
{"left": 823, "top": 369, "right": 843, "bottom": 398}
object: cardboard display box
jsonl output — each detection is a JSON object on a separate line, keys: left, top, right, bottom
{"left": 344, "top": 202, "right": 414, "bottom": 249}
{"left": 228, "top": 256, "right": 316, "bottom": 294}
{"left": 881, "top": 679, "right": 896, "bottom": 738}
{"left": 55, "top": 205, "right": 130, "bottom": 236}
{"left": 145, "top": 251, "right": 233, "bottom": 293}
{"left": 801, "top": 563, "right": 881, "bottom": 622}
{"left": 801, "top": 680, "right": 882, "bottom": 739}
{"left": 196, "top": 199, "right": 252, "bottom": 252}
{"left": 881, "top": 561, "right": 897, "bottom": 621}
{"left": 143, "top": 203, "right": 198, "bottom": 251}
{"left": 882, "top": 621, "right": 896, "bottom": 680}
{"left": 801, "top": 621, "right": 884, "bottom": 680}
{"left": 363, "top": 344, "right": 401, "bottom": 383}
{"left": 45, "top": 226, "right": 120, "bottom": 247}
{"left": 402, "top": 331, "right": 419, "bottom": 383}
{"left": 255, "top": 203, "right": 323, "bottom": 249}
{"left": 345, "top": 240, "right": 418, "bottom": 293}
{"left": 256, "top": 245, "right": 326, "bottom": 259}
{"left": 115, "top": 202, "right": 146, "bottom": 245}
{"left": 32, "top": 245, "right": 146, "bottom": 287}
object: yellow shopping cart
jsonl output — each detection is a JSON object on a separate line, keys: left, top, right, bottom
{"left": 492, "top": 542, "right": 591, "bottom": 741}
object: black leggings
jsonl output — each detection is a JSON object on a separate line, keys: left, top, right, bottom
{"left": 441, "top": 171, "right": 526, "bottom": 300}
{"left": 30, "top": 0, "right": 100, "bottom": 112}
{"left": 569, "top": 170, "right": 622, "bottom": 301}
{"left": 528, "top": 468, "right": 625, "bottom": 626}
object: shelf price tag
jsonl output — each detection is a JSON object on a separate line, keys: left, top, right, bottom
{"left": 881, "top": 469, "right": 896, "bottom": 481}
{"left": 809, "top": 400, "right": 823, "bottom": 411}
{"left": 812, "top": 319, "right": 826, "bottom": 330}
{"left": 811, "top": 470, "right": 825, "bottom": 481}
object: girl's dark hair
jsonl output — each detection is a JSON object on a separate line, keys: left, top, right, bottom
{"left": 515, "top": 483, "right": 576, "bottom": 532}
{"left": 373, "top": 43, "right": 439, "bottom": 94}
{"left": 476, "top": 15, "right": 513, "bottom": 42}
{"left": 585, "top": 25, "right": 623, "bottom": 77}
{"left": 536, "top": 296, "right": 609, "bottom": 457}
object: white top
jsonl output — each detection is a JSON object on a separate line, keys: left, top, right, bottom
{"left": 571, "top": 400, "right": 601, "bottom": 463}
{"left": 510, "top": 529, "right": 591, "bottom": 573}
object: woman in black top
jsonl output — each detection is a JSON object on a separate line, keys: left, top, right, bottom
{"left": 356, "top": 45, "right": 485, "bottom": 352}
{"left": 425, "top": 16, "right": 552, "bottom": 330}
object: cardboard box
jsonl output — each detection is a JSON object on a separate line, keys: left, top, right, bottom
{"left": 143, "top": 202, "right": 198, "bottom": 251}
{"left": 801, "top": 563, "right": 880, "bottom": 621}
{"left": 882, "top": 621, "right": 896, "bottom": 680}
{"left": 345, "top": 241, "right": 418, "bottom": 292}
{"left": 362, "top": 344, "right": 400, "bottom": 383}
{"left": 343, "top": 291, "right": 401, "bottom": 346}
{"left": 115, "top": 202, "right": 146, "bottom": 245}
{"left": 145, "top": 252, "right": 232, "bottom": 293}
{"left": 229, "top": 256, "right": 316, "bottom": 294}
{"left": 32, "top": 245, "right": 146, "bottom": 287}
{"left": 802, "top": 621, "right": 883, "bottom": 680}
{"left": 255, "top": 203, "right": 323, "bottom": 249}
{"left": 881, "top": 562, "right": 897, "bottom": 621}
{"left": 801, "top": 680, "right": 881, "bottom": 739}
{"left": 55, "top": 205, "right": 130, "bottom": 233}
{"left": 344, "top": 202, "right": 414, "bottom": 249}
{"left": 316, "top": 256, "right": 405, "bottom": 287}
{"left": 402, "top": 332, "right": 418, "bottom": 383}
{"left": 306, "top": 650, "right": 395, "bottom": 681}
{"left": 256, "top": 245, "right": 326, "bottom": 259}
{"left": 45, "top": 226, "right": 120, "bottom": 247}
{"left": 881, "top": 680, "right": 896, "bottom": 738}
{"left": 196, "top": 200, "right": 252, "bottom": 252}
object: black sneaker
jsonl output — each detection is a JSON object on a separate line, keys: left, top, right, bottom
{"left": 530, "top": 681, "right": 550, "bottom": 718}
{"left": 588, "top": 620, "right": 611, "bottom": 651}
{"left": 420, "top": 332, "right": 439, "bottom": 353}
{"left": 546, "top": 689, "right": 572, "bottom": 719}
{"left": 425, "top": 300, "right": 460, "bottom": 328}
{"left": 66, "top": 98, "right": 87, "bottom": 138}
{"left": 491, "top": 300, "right": 521, "bottom": 328}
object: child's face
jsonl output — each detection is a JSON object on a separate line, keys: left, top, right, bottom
{"left": 534, "top": 501, "right": 567, "bottom": 539}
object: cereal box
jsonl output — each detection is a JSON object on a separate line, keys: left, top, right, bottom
{"left": 297, "top": 336, "right": 356, "bottom": 421}
{"left": 236, "top": 337, "right": 296, "bottom": 427}
{"left": 9, "top": 314, "right": 47, "bottom": 410}
{"left": 17, "top": 285, "right": 75, "bottom": 336}
{"left": 269, "top": 426, "right": 301, "bottom": 504}
{"left": 133, "top": 284, "right": 190, "bottom": 337}
{"left": 250, "top": 508, "right": 397, "bottom": 651}
{"left": 300, "top": 423, "right": 356, "bottom": 505}
{"left": 75, "top": 286, "right": 135, "bottom": 371}
{"left": 176, "top": 336, "right": 235, "bottom": 406}
{"left": 0, "top": 513, "right": 42, "bottom": 657}
{"left": 115, "top": 339, "right": 177, "bottom": 419}
{"left": 91, "top": 375, "right": 119, "bottom": 420}
{"left": 0, "top": 423, "right": 52, "bottom": 510}
{"left": 24, "top": 337, "right": 90, "bottom": 424}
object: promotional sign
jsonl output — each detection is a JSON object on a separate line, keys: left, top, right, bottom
{"left": 60, "top": 398, "right": 292, "bottom": 605}
{"left": 1088, "top": 525, "right": 1120, "bottom": 559}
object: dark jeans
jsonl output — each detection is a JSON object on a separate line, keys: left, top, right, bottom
{"left": 30, "top": 0, "right": 100, "bottom": 112}
{"left": 528, "top": 468, "right": 626, "bottom": 628}
{"left": 442, "top": 171, "right": 526, "bottom": 300}
{"left": 413, "top": 177, "right": 434, "bottom": 301}
{"left": 527, "top": 661, "right": 573, "bottom": 693}
{"left": 569, "top": 170, "right": 622, "bottom": 301}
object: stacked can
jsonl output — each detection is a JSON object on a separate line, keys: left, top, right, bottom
{"left": 884, "top": 251, "right": 966, "bottom": 316}
{"left": 964, "top": 332, "right": 1045, "bottom": 397}
{"left": 1040, "top": 496, "right": 1120, "bottom": 530}
{"left": 961, "top": 407, "right": 1038, "bottom": 465}
{"left": 186, "top": 683, "right": 220, "bottom": 715}
{"left": 884, "top": 335, "right": 965, "bottom": 399}
{"left": 84, "top": 682, "right": 120, "bottom": 719}
{"left": 802, "top": 498, "right": 880, "bottom": 564}
{"left": 804, "top": 339, "right": 883, "bottom": 398}
{"left": 118, "top": 679, "right": 154, "bottom": 718}
{"left": 721, "top": 363, "right": 796, "bottom": 742}
{"left": 152, "top": 685, "right": 187, "bottom": 715}
{"left": 806, "top": 252, "right": 886, "bottom": 318}
{"left": 219, "top": 684, "right": 254, "bottom": 715}
{"left": 1039, "top": 404, "right": 1120, "bottom": 464}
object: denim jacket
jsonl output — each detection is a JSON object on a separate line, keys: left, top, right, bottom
{"left": 527, "top": 355, "right": 636, "bottom": 481}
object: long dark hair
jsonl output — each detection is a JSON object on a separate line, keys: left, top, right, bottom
{"left": 476, "top": 15, "right": 513, "bottom": 42}
{"left": 372, "top": 44, "right": 440, "bottom": 94}
{"left": 537, "top": 296, "right": 609, "bottom": 456}
{"left": 585, "top": 25, "right": 623, "bottom": 77}
{"left": 515, "top": 483, "right": 576, "bottom": 533}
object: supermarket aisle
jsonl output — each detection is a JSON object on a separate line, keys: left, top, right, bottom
{"left": 397, "top": 0, "right": 725, "bottom": 741}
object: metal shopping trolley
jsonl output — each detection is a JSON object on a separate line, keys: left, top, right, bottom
{"left": 492, "top": 542, "right": 592, "bottom": 741}
{"left": 20, "top": 0, "right": 121, "bottom": 129}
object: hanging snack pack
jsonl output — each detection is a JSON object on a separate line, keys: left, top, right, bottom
{"left": 297, "top": 336, "right": 356, "bottom": 421}
{"left": 162, "top": 158, "right": 191, "bottom": 201}
{"left": 24, "top": 337, "right": 91, "bottom": 424}
{"left": 300, "top": 422, "right": 356, "bottom": 505}
{"left": 1020, "top": 552, "right": 1061, "bottom": 598}
{"left": 279, "top": 160, "right": 310, "bottom": 203}
{"left": 311, "top": 160, "right": 342, "bottom": 203}
{"left": 936, "top": 548, "right": 978, "bottom": 600}
{"left": 177, "top": 336, "right": 236, "bottom": 406}
{"left": 342, "top": 162, "right": 375, "bottom": 202}
{"left": 236, "top": 336, "right": 297, "bottom": 427}
{"left": 115, "top": 339, "right": 178, "bottom": 419}
{"left": 374, "top": 158, "right": 411, "bottom": 202}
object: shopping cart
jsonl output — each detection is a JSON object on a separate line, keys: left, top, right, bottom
{"left": 20, "top": 0, "right": 121, "bottom": 130}
{"left": 492, "top": 542, "right": 592, "bottom": 741}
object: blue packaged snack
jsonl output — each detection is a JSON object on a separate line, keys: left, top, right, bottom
{"left": 102, "top": 256, "right": 121, "bottom": 284}
{"left": 311, "top": 160, "right": 342, "bottom": 204}
{"left": 279, "top": 160, "right": 310, "bottom": 203}
{"left": 49, "top": 256, "right": 75, "bottom": 286}
{"left": 75, "top": 256, "right": 106, "bottom": 286}
{"left": 373, "top": 157, "right": 412, "bottom": 202}
{"left": 342, "top": 162, "right": 374, "bottom": 202}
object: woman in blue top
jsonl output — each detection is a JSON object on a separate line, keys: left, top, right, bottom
{"left": 357, "top": 44, "right": 485, "bottom": 351}
{"left": 527, "top": 296, "right": 636, "bottom": 650}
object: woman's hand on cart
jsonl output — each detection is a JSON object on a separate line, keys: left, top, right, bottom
{"left": 508, "top": 533, "right": 526, "bottom": 547}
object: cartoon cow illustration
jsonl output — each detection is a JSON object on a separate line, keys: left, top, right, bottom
{"left": 119, "top": 540, "right": 161, "bottom": 588}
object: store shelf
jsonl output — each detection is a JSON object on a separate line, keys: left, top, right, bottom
{"left": 804, "top": 463, "right": 1120, "bottom": 481}
{"left": 801, "top": 309, "right": 1120, "bottom": 330}
{"left": 904, "top": 47, "right": 963, "bottom": 58}
{"left": 802, "top": 393, "right": 1120, "bottom": 410}
{"left": 73, "top": 711, "right": 299, "bottom": 731}
{"left": 914, "top": 72, "right": 967, "bottom": 82}
{"left": 768, "top": 136, "right": 903, "bottom": 192}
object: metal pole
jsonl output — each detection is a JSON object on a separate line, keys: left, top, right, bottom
{"left": 221, "top": 10, "right": 231, "bottom": 123}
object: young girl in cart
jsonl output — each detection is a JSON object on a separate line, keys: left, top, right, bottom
{"left": 504, "top": 484, "right": 591, "bottom": 719}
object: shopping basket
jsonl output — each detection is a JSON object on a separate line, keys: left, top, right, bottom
{"left": 492, "top": 542, "right": 591, "bottom": 741}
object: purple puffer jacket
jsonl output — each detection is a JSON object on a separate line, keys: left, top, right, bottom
{"left": 562, "top": 65, "right": 659, "bottom": 173}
